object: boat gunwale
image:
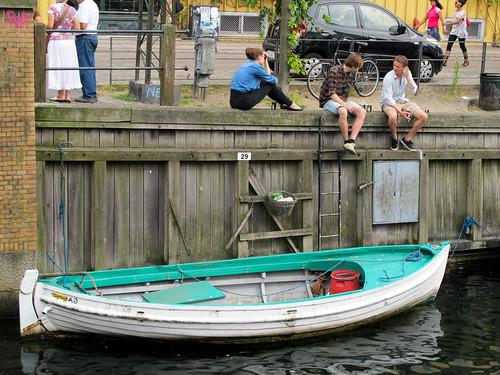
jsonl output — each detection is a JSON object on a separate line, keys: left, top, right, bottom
{"left": 39, "top": 243, "right": 447, "bottom": 291}
{"left": 35, "top": 243, "right": 450, "bottom": 312}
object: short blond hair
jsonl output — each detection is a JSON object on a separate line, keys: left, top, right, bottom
{"left": 394, "top": 55, "right": 408, "bottom": 67}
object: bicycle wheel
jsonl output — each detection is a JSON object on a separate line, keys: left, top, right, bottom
{"left": 354, "top": 59, "right": 379, "bottom": 97}
{"left": 306, "top": 61, "right": 332, "bottom": 100}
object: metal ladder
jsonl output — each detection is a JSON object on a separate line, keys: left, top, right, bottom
{"left": 317, "top": 115, "right": 342, "bottom": 251}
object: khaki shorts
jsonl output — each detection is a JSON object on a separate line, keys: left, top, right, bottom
{"left": 381, "top": 101, "right": 421, "bottom": 116}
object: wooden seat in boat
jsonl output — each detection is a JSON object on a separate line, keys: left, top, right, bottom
{"left": 142, "top": 281, "right": 225, "bottom": 304}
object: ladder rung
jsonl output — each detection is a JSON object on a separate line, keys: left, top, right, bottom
{"left": 320, "top": 213, "right": 340, "bottom": 217}
{"left": 320, "top": 171, "right": 340, "bottom": 175}
{"left": 320, "top": 191, "right": 340, "bottom": 196}
{"left": 320, "top": 234, "right": 340, "bottom": 239}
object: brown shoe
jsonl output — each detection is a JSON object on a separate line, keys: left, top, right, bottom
{"left": 75, "top": 96, "right": 98, "bottom": 103}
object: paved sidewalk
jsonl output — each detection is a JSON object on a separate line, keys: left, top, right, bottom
{"left": 48, "top": 37, "right": 500, "bottom": 100}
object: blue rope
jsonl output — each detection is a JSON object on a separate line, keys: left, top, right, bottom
{"left": 45, "top": 250, "right": 64, "bottom": 273}
{"left": 379, "top": 244, "right": 424, "bottom": 282}
{"left": 451, "top": 216, "right": 499, "bottom": 258}
{"left": 58, "top": 144, "right": 68, "bottom": 277}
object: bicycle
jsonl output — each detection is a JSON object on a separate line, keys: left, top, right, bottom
{"left": 306, "top": 39, "right": 379, "bottom": 100}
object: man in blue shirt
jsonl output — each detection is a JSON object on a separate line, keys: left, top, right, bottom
{"left": 380, "top": 55, "right": 428, "bottom": 151}
{"left": 230, "top": 47, "right": 302, "bottom": 111}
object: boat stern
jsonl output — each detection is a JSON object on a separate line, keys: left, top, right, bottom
{"left": 19, "top": 270, "right": 45, "bottom": 337}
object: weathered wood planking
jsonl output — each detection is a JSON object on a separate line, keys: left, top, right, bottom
{"left": 35, "top": 105, "right": 500, "bottom": 271}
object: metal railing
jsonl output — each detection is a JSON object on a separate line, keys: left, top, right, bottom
{"left": 35, "top": 24, "right": 179, "bottom": 105}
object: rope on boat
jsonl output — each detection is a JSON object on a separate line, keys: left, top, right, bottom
{"left": 450, "top": 216, "right": 499, "bottom": 259}
{"left": 80, "top": 273, "right": 103, "bottom": 296}
{"left": 58, "top": 144, "right": 68, "bottom": 277}
{"left": 379, "top": 245, "right": 424, "bottom": 282}
{"left": 46, "top": 143, "right": 74, "bottom": 286}
{"left": 160, "top": 261, "right": 346, "bottom": 298}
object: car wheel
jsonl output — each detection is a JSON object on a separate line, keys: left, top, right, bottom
{"left": 303, "top": 53, "right": 323, "bottom": 76}
{"left": 412, "top": 55, "right": 435, "bottom": 82}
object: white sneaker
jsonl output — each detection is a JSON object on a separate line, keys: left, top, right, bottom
{"left": 343, "top": 142, "right": 356, "bottom": 155}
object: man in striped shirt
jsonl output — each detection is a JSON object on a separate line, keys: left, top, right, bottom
{"left": 319, "top": 53, "right": 366, "bottom": 155}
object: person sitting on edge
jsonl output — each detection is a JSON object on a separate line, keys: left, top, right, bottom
{"left": 230, "top": 47, "right": 303, "bottom": 111}
{"left": 318, "top": 53, "right": 366, "bottom": 155}
{"left": 380, "top": 55, "right": 428, "bottom": 151}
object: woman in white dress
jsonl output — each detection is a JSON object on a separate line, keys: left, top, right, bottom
{"left": 47, "top": 0, "right": 81, "bottom": 103}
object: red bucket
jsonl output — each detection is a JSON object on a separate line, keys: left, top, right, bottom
{"left": 330, "top": 270, "right": 361, "bottom": 294}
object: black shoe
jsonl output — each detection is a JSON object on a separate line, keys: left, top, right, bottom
{"left": 280, "top": 104, "right": 304, "bottom": 111}
{"left": 400, "top": 137, "right": 416, "bottom": 151}
{"left": 75, "top": 96, "right": 98, "bottom": 103}
{"left": 390, "top": 138, "right": 399, "bottom": 151}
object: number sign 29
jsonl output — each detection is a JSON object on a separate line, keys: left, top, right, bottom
{"left": 237, "top": 152, "right": 251, "bottom": 161}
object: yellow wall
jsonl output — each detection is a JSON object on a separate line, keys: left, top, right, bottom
{"left": 37, "top": 0, "right": 55, "bottom": 25}
{"left": 377, "top": 0, "right": 500, "bottom": 43}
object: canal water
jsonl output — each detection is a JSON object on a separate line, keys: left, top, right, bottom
{"left": 1, "top": 258, "right": 498, "bottom": 374}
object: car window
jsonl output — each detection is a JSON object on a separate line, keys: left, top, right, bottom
{"left": 317, "top": 3, "right": 357, "bottom": 27}
{"left": 317, "top": 5, "right": 331, "bottom": 24}
{"left": 359, "top": 4, "right": 398, "bottom": 32}
{"left": 329, "top": 4, "right": 357, "bottom": 27}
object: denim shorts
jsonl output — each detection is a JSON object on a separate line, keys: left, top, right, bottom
{"left": 427, "top": 27, "right": 441, "bottom": 41}
{"left": 323, "top": 99, "right": 361, "bottom": 115}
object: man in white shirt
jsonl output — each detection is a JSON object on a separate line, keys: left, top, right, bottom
{"left": 380, "top": 55, "right": 428, "bottom": 151}
{"left": 75, "top": 0, "right": 99, "bottom": 103}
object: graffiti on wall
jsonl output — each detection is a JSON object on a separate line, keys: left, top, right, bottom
{"left": 5, "top": 10, "right": 33, "bottom": 28}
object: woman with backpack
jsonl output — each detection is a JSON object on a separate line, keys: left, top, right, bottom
{"left": 443, "top": 0, "right": 469, "bottom": 67}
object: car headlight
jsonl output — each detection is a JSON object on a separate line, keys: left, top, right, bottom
{"left": 426, "top": 36, "right": 441, "bottom": 46}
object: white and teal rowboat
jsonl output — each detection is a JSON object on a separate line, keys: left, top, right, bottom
{"left": 19, "top": 242, "right": 450, "bottom": 343}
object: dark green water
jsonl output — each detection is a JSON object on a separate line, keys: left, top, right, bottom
{"left": 1, "top": 259, "right": 499, "bottom": 374}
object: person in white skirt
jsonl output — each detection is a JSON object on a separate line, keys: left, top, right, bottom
{"left": 47, "top": 0, "right": 81, "bottom": 103}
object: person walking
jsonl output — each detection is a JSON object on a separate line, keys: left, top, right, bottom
{"left": 443, "top": 0, "right": 469, "bottom": 67}
{"left": 318, "top": 53, "right": 366, "bottom": 155}
{"left": 230, "top": 47, "right": 303, "bottom": 111}
{"left": 75, "top": 0, "right": 99, "bottom": 103}
{"left": 415, "top": 0, "right": 446, "bottom": 41}
{"left": 380, "top": 55, "right": 428, "bottom": 152}
{"left": 47, "top": 0, "right": 81, "bottom": 103}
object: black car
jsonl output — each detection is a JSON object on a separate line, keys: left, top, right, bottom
{"left": 263, "top": 0, "right": 444, "bottom": 81}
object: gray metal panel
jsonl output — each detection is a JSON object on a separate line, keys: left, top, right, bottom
{"left": 395, "top": 161, "right": 420, "bottom": 223}
{"left": 373, "top": 161, "right": 419, "bottom": 224}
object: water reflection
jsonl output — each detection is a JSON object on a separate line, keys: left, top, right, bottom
{"left": 11, "top": 259, "right": 500, "bottom": 374}
{"left": 20, "top": 307, "right": 443, "bottom": 375}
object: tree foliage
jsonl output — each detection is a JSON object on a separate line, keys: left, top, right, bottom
{"left": 257, "top": 0, "right": 317, "bottom": 74}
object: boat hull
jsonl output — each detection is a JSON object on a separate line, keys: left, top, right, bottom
{"left": 19, "top": 243, "right": 450, "bottom": 343}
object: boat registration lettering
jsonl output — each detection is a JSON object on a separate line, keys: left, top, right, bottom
{"left": 52, "top": 293, "right": 78, "bottom": 304}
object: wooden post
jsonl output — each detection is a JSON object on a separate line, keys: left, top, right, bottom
{"left": 160, "top": 24, "right": 175, "bottom": 106}
{"left": 91, "top": 161, "right": 107, "bottom": 270}
{"left": 34, "top": 23, "right": 46, "bottom": 103}
{"left": 299, "top": 160, "right": 314, "bottom": 252}
{"left": 166, "top": 160, "right": 182, "bottom": 264}
{"left": 360, "top": 151, "right": 373, "bottom": 246}
{"left": 418, "top": 158, "right": 429, "bottom": 244}
{"left": 145, "top": 0, "right": 154, "bottom": 84}
{"left": 278, "top": 0, "right": 290, "bottom": 94}
{"left": 36, "top": 161, "right": 47, "bottom": 269}
{"left": 236, "top": 160, "right": 250, "bottom": 258}
{"left": 469, "top": 159, "right": 483, "bottom": 242}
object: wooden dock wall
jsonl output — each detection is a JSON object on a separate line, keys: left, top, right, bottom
{"left": 35, "top": 105, "right": 500, "bottom": 272}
